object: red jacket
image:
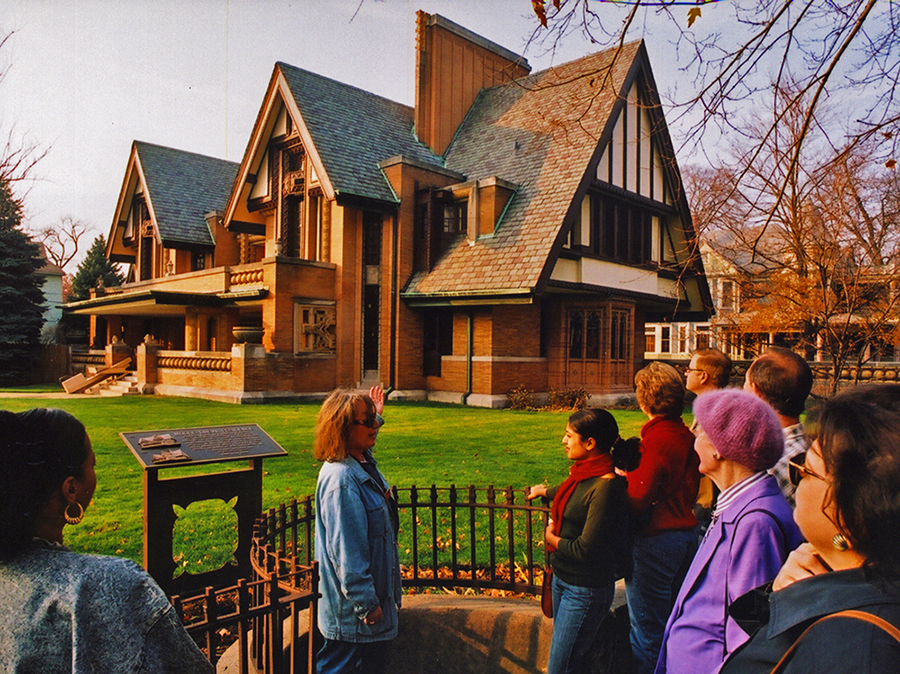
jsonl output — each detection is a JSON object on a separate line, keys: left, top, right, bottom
{"left": 626, "top": 415, "right": 700, "bottom": 535}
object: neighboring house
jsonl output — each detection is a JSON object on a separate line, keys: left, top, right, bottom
{"left": 645, "top": 234, "right": 900, "bottom": 363}
{"left": 36, "top": 243, "right": 65, "bottom": 341}
{"left": 646, "top": 237, "right": 753, "bottom": 360}
{"left": 67, "top": 11, "right": 711, "bottom": 405}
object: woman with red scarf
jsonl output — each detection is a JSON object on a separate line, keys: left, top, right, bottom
{"left": 527, "top": 408, "right": 640, "bottom": 674}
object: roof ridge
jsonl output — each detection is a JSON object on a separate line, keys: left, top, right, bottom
{"left": 134, "top": 140, "right": 238, "bottom": 166}
{"left": 275, "top": 61, "right": 412, "bottom": 111}
{"left": 491, "top": 38, "right": 643, "bottom": 93}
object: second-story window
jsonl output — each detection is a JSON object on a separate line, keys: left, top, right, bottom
{"left": 578, "top": 193, "right": 654, "bottom": 265}
{"left": 192, "top": 251, "right": 206, "bottom": 271}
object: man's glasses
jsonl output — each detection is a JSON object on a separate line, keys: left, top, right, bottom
{"left": 352, "top": 413, "right": 379, "bottom": 429}
{"left": 684, "top": 368, "right": 705, "bottom": 375}
{"left": 788, "top": 451, "right": 827, "bottom": 487}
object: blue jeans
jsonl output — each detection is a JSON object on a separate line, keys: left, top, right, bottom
{"left": 547, "top": 575, "right": 616, "bottom": 674}
{"left": 625, "top": 529, "right": 698, "bottom": 674}
{"left": 316, "top": 638, "right": 388, "bottom": 674}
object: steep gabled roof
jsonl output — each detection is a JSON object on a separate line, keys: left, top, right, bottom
{"left": 404, "top": 41, "right": 646, "bottom": 298}
{"left": 703, "top": 230, "right": 772, "bottom": 276}
{"left": 134, "top": 141, "right": 239, "bottom": 247}
{"left": 277, "top": 63, "right": 445, "bottom": 204}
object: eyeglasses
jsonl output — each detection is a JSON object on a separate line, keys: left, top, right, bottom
{"left": 788, "top": 451, "right": 828, "bottom": 487}
{"left": 352, "top": 413, "right": 379, "bottom": 429}
{"left": 684, "top": 368, "right": 706, "bottom": 376}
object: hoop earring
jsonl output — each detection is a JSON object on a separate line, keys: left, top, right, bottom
{"left": 64, "top": 502, "right": 84, "bottom": 525}
{"left": 832, "top": 533, "right": 849, "bottom": 551}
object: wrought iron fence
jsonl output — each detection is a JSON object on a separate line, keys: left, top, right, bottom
{"left": 173, "top": 485, "right": 550, "bottom": 673}
{"left": 173, "top": 500, "right": 318, "bottom": 674}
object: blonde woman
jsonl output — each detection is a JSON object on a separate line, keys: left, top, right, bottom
{"left": 314, "top": 389, "right": 400, "bottom": 674}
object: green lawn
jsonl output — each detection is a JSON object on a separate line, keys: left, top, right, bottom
{"left": 0, "top": 394, "right": 671, "bottom": 575}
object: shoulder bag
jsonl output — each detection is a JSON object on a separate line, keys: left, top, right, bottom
{"left": 769, "top": 609, "right": 900, "bottom": 673}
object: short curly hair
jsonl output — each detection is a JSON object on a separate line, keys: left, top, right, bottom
{"left": 693, "top": 348, "right": 732, "bottom": 389}
{"left": 635, "top": 362, "right": 686, "bottom": 417}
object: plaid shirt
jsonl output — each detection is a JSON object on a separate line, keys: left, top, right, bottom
{"left": 768, "top": 423, "right": 810, "bottom": 508}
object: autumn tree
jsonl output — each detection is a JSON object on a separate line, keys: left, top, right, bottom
{"left": 686, "top": 85, "right": 900, "bottom": 392}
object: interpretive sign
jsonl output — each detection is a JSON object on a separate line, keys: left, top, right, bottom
{"left": 120, "top": 424, "right": 287, "bottom": 596}
{"left": 120, "top": 423, "right": 287, "bottom": 468}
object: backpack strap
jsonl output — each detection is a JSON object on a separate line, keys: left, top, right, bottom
{"left": 770, "top": 609, "right": 900, "bottom": 673}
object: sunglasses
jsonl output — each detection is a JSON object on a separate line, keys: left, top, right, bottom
{"left": 788, "top": 451, "right": 827, "bottom": 487}
{"left": 352, "top": 413, "right": 379, "bottom": 429}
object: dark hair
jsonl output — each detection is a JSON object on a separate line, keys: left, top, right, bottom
{"left": 810, "top": 384, "right": 900, "bottom": 580}
{"left": 693, "top": 348, "right": 732, "bottom": 388}
{"left": 568, "top": 408, "right": 641, "bottom": 472}
{"left": 0, "top": 408, "right": 89, "bottom": 561}
{"left": 747, "top": 346, "right": 812, "bottom": 418}
{"left": 635, "top": 362, "right": 685, "bottom": 417}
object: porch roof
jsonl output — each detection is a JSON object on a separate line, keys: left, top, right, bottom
{"left": 65, "top": 288, "right": 267, "bottom": 317}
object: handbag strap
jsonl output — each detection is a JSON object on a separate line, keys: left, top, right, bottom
{"left": 770, "top": 609, "right": 900, "bottom": 673}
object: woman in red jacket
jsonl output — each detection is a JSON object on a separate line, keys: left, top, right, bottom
{"left": 625, "top": 362, "right": 701, "bottom": 674}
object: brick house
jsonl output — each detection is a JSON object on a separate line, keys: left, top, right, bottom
{"left": 67, "top": 12, "right": 710, "bottom": 405}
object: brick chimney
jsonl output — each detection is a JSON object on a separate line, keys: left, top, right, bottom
{"left": 415, "top": 11, "right": 530, "bottom": 157}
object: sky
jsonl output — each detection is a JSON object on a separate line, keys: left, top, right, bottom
{"left": 1, "top": 0, "right": 726, "bottom": 270}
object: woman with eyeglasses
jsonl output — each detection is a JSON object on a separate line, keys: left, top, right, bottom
{"left": 720, "top": 384, "right": 900, "bottom": 674}
{"left": 655, "top": 389, "right": 803, "bottom": 674}
{"left": 313, "top": 387, "right": 401, "bottom": 674}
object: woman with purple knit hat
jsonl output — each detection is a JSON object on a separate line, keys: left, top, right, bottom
{"left": 654, "top": 389, "right": 803, "bottom": 674}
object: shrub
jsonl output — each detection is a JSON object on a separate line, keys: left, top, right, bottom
{"left": 546, "top": 387, "right": 590, "bottom": 411}
{"left": 506, "top": 385, "right": 536, "bottom": 410}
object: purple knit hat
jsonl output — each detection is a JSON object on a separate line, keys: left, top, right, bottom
{"left": 693, "top": 389, "right": 784, "bottom": 472}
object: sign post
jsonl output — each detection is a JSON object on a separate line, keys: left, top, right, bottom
{"left": 120, "top": 424, "right": 287, "bottom": 596}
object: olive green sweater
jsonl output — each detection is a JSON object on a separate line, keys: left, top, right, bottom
{"left": 546, "top": 475, "right": 629, "bottom": 587}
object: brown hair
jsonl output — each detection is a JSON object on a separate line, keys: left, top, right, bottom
{"left": 635, "top": 362, "right": 685, "bottom": 417}
{"left": 811, "top": 384, "right": 900, "bottom": 580}
{"left": 313, "top": 389, "right": 375, "bottom": 462}
{"left": 747, "top": 346, "right": 812, "bottom": 418}
{"left": 693, "top": 348, "right": 732, "bottom": 388}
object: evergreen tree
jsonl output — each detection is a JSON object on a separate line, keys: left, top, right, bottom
{"left": 68, "top": 235, "right": 125, "bottom": 301}
{"left": 0, "top": 178, "right": 46, "bottom": 384}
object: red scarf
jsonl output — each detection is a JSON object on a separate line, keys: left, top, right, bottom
{"left": 548, "top": 454, "right": 614, "bottom": 552}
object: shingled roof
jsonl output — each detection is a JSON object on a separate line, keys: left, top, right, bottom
{"left": 404, "top": 40, "right": 644, "bottom": 298}
{"left": 277, "top": 63, "right": 445, "bottom": 205}
{"left": 135, "top": 141, "right": 239, "bottom": 248}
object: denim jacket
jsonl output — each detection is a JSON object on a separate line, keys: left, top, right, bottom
{"left": 315, "top": 451, "right": 402, "bottom": 642}
{"left": 0, "top": 542, "right": 213, "bottom": 673}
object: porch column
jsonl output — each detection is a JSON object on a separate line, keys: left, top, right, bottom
{"left": 136, "top": 338, "right": 160, "bottom": 391}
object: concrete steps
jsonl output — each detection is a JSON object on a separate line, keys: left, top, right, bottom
{"left": 95, "top": 373, "right": 142, "bottom": 396}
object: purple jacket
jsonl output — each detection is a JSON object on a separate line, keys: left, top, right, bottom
{"left": 655, "top": 474, "right": 803, "bottom": 674}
